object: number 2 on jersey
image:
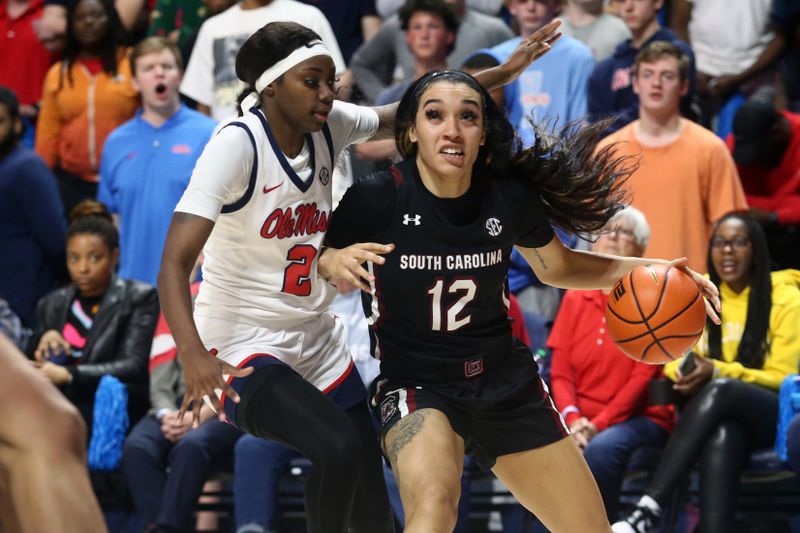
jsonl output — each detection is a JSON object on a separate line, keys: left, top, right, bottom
{"left": 427, "top": 278, "right": 477, "bottom": 332}
{"left": 282, "top": 244, "right": 317, "bottom": 296}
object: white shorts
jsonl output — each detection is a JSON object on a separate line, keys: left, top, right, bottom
{"left": 195, "top": 311, "right": 354, "bottom": 396}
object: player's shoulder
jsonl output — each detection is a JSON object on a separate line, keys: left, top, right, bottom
{"left": 349, "top": 167, "right": 399, "bottom": 198}
{"left": 493, "top": 174, "right": 541, "bottom": 201}
{"left": 217, "top": 111, "right": 264, "bottom": 142}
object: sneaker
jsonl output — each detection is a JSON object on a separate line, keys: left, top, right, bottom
{"left": 611, "top": 504, "right": 660, "bottom": 533}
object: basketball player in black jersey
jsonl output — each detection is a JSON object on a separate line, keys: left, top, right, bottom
{"left": 320, "top": 70, "right": 721, "bottom": 532}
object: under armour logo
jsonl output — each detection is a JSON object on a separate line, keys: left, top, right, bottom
{"left": 403, "top": 214, "right": 421, "bottom": 226}
{"left": 485, "top": 218, "right": 502, "bottom": 237}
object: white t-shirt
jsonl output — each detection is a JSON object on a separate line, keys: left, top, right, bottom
{"left": 175, "top": 100, "right": 379, "bottom": 328}
{"left": 180, "top": 0, "right": 346, "bottom": 121}
{"left": 687, "top": 0, "right": 774, "bottom": 77}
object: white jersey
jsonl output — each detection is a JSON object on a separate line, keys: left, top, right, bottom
{"left": 175, "top": 100, "right": 379, "bottom": 329}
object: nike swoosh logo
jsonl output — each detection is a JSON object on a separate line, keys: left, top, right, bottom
{"left": 263, "top": 183, "right": 283, "bottom": 194}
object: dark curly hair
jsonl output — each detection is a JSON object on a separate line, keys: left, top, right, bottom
{"left": 394, "top": 70, "right": 635, "bottom": 235}
{"left": 59, "top": 0, "right": 127, "bottom": 90}
{"left": 706, "top": 212, "right": 772, "bottom": 369}
{"left": 67, "top": 199, "right": 119, "bottom": 252}
{"left": 234, "top": 21, "right": 324, "bottom": 116}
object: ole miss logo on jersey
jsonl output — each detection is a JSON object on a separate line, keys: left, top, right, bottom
{"left": 260, "top": 202, "right": 330, "bottom": 240}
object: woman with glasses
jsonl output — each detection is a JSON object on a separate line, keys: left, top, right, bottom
{"left": 614, "top": 212, "right": 800, "bottom": 533}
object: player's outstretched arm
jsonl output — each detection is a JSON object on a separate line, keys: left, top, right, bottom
{"left": 472, "top": 18, "right": 561, "bottom": 91}
{"left": 366, "top": 20, "right": 561, "bottom": 141}
{"left": 516, "top": 237, "right": 720, "bottom": 322}
{"left": 158, "top": 213, "right": 253, "bottom": 427}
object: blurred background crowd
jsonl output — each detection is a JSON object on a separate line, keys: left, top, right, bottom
{"left": 2, "top": 0, "right": 800, "bottom": 531}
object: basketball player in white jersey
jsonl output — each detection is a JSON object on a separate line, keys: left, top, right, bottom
{"left": 158, "top": 20, "right": 561, "bottom": 533}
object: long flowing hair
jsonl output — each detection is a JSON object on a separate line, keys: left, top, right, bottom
{"left": 706, "top": 212, "right": 772, "bottom": 369}
{"left": 394, "top": 70, "right": 635, "bottom": 235}
{"left": 59, "top": 0, "right": 127, "bottom": 90}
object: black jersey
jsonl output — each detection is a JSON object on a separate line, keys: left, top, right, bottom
{"left": 327, "top": 160, "right": 554, "bottom": 383}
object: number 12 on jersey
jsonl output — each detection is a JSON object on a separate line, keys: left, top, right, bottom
{"left": 427, "top": 277, "right": 477, "bottom": 332}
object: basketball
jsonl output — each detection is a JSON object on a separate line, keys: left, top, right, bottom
{"left": 605, "top": 264, "right": 706, "bottom": 364}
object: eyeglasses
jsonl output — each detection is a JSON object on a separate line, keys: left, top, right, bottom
{"left": 710, "top": 236, "right": 751, "bottom": 250}
{"left": 608, "top": 227, "right": 636, "bottom": 241}
{"left": 74, "top": 11, "right": 108, "bottom": 23}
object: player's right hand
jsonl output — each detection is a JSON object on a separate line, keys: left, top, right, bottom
{"left": 178, "top": 347, "right": 253, "bottom": 427}
{"left": 319, "top": 243, "right": 395, "bottom": 292}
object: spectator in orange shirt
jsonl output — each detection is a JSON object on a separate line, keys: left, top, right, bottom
{"left": 35, "top": 0, "right": 138, "bottom": 216}
{"left": 596, "top": 40, "right": 747, "bottom": 273}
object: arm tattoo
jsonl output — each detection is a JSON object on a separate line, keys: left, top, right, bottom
{"left": 533, "top": 248, "right": 548, "bottom": 270}
{"left": 385, "top": 410, "right": 430, "bottom": 466}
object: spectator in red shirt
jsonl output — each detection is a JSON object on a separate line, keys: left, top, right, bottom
{"left": 549, "top": 206, "right": 674, "bottom": 522}
{"left": 0, "top": 0, "right": 58, "bottom": 144}
{"left": 727, "top": 100, "right": 800, "bottom": 269}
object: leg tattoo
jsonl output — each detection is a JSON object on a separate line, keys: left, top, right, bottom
{"left": 386, "top": 410, "right": 431, "bottom": 466}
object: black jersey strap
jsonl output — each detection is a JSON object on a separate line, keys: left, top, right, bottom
{"left": 221, "top": 121, "right": 258, "bottom": 214}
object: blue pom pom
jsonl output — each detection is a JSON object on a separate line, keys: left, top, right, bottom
{"left": 776, "top": 374, "right": 800, "bottom": 461}
{"left": 88, "top": 375, "right": 129, "bottom": 471}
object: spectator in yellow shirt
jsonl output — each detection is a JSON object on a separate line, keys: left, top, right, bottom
{"left": 613, "top": 212, "right": 800, "bottom": 533}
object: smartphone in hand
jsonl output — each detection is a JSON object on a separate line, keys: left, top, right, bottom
{"left": 679, "top": 352, "right": 697, "bottom": 375}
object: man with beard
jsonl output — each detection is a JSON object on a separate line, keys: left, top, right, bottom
{"left": 98, "top": 37, "right": 216, "bottom": 286}
{"left": 0, "top": 85, "right": 66, "bottom": 329}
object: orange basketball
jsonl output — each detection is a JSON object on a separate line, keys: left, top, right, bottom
{"left": 605, "top": 264, "right": 706, "bottom": 364}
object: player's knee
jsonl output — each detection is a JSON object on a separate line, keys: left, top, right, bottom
{"left": 409, "top": 479, "right": 461, "bottom": 521}
{"left": 315, "top": 426, "right": 363, "bottom": 471}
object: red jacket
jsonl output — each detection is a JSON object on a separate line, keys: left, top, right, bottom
{"left": 549, "top": 289, "right": 674, "bottom": 433}
{"left": 727, "top": 111, "right": 800, "bottom": 224}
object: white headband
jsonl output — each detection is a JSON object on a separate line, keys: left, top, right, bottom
{"left": 239, "top": 40, "right": 332, "bottom": 112}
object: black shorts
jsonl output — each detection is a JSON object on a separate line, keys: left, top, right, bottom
{"left": 370, "top": 339, "right": 569, "bottom": 470}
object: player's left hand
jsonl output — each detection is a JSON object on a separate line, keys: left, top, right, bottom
{"left": 319, "top": 243, "right": 395, "bottom": 292}
{"left": 673, "top": 355, "right": 715, "bottom": 395}
{"left": 667, "top": 258, "right": 720, "bottom": 325}
{"left": 498, "top": 19, "right": 561, "bottom": 86}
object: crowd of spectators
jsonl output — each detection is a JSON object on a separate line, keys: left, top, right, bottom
{"left": 1, "top": 0, "right": 800, "bottom": 531}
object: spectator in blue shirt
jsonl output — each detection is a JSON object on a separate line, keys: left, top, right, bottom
{"left": 0, "top": 85, "right": 66, "bottom": 328}
{"left": 98, "top": 37, "right": 216, "bottom": 286}
{"left": 491, "top": 0, "right": 595, "bottom": 146}
{"left": 587, "top": 0, "right": 696, "bottom": 133}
